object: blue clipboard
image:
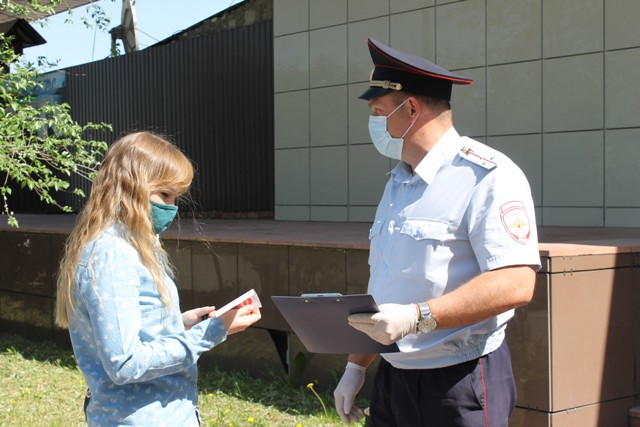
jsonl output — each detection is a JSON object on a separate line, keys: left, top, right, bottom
{"left": 271, "top": 294, "right": 399, "bottom": 354}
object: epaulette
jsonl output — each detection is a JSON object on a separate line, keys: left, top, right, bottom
{"left": 458, "top": 145, "right": 498, "bottom": 170}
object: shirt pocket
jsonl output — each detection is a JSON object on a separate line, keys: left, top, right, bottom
{"left": 399, "top": 218, "right": 453, "bottom": 242}
{"left": 394, "top": 218, "right": 455, "bottom": 283}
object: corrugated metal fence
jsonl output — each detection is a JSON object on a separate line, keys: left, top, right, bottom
{"left": 13, "top": 20, "right": 274, "bottom": 217}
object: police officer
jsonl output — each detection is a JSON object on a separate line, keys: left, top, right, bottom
{"left": 333, "top": 38, "right": 541, "bottom": 426}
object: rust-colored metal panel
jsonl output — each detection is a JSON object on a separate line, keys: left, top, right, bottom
{"left": 0, "top": 232, "right": 53, "bottom": 296}
{"left": 514, "top": 397, "right": 637, "bottom": 427}
{"left": 199, "top": 327, "right": 286, "bottom": 380}
{"left": 510, "top": 273, "right": 551, "bottom": 412}
{"left": 237, "top": 243, "right": 289, "bottom": 331}
{"left": 510, "top": 407, "right": 550, "bottom": 427}
{"left": 538, "top": 256, "right": 551, "bottom": 274}
{"left": 0, "top": 290, "right": 25, "bottom": 325}
{"left": 163, "top": 239, "right": 194, "bottom": 310}
{"left": 549, "top": 253, "right": 634, "bottom": 273}
{"left": 191, "top": 241, "right": 238, "bottom": 309}
{"left": 548, "top": 397, "right": 633, "bottom": 427}
{"left": 346, "top": 249, "right": 369, "bottom": 294}
{"left": 288, "top": 333, "right": 378, "bottom": 393}
{"left": 289, "top": 246, "right": 347, "bottom": 296}
{"left": 549, "top": 268, "right": 635, "bottom": 411}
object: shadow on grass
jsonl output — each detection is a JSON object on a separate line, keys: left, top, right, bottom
{"left": 197, "top": 365, "right": 336, "bottom": 417}
{"left": 0, "top": 332, "right": 340, "bottom": 417}
{"left": 0, "top": 332, "right": 78, "bottom": 369}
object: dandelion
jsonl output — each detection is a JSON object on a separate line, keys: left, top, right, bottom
{"left": 296, "top": 424, "right": 303, "bottom": 427}
{"left": 306, "top": 382, "right": 327, "bottom": 416}
{"left": 224, "top": 408, "right": 231, "bottom": 414}
{"left": 208, "top": 393, "right": 213, "bottom": 397}
{"left": 247, "top": 417, "right": 255, "bottom": 423}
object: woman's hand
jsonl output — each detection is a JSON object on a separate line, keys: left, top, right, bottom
{"left": 181, "top": 306, "right": 216, "bottom": 330}
{"left": 218, "top": 305, "right": 262, "bottom": 335}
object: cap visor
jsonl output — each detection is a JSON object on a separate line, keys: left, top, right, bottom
{"left": 358, "top": 87, "right": 393, "bottom": 100}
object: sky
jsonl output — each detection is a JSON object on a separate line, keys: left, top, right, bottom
{"left": 21, "top": 0, "right": 243, "bottom": 70}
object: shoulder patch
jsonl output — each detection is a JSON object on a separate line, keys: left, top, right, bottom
{"left": 459, "top": 146, "right": 498, "bottom": 170}
{"left": 500, "top": 201, "right": 531, "bottom": 244}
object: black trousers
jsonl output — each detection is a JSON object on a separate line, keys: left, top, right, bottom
{"left": 366, "top": 341, "right": 516, "bottom": 427}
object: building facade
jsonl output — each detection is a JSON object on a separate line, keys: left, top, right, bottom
{"left": 273, "top": 0, "right": 640, "bottom": 227}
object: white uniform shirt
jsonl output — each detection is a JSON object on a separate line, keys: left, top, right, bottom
{"left": 368, "top": 127, "right": 541, "bottom": 370}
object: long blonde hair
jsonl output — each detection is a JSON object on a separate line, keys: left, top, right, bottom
{"left": 55, "top": 132, "right": 194, "bottom": 328}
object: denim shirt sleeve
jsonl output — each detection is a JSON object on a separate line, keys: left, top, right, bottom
{"left": 75, "top": 235, "right": 227, "bottom": 385}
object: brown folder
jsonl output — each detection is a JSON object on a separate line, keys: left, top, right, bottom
{"left": 271, "top": 294, "right": 399, "bottom": 354}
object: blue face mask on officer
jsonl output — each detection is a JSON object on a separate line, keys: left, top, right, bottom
{"left": 368, "top": 98, "right": 417, "bottom": 160}
{"left": 150, "top": 200, "right": 178, "bottom": 234}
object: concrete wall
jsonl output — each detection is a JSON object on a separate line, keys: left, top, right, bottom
{"left": 273, "top": 0, "right": 640, "bottom": 227}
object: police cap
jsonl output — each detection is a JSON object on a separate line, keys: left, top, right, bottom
{"left": 359, "top": 38, "right": 473, "bottom": 101}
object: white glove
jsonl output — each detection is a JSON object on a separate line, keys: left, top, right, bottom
{"left": 348, "top": 303, "right": 417, "bottom": 345}
{"left": 334, "top": 362, "right": 366, "bottom": 425}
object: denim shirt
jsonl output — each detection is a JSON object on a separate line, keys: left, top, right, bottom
{"left": 68, "top": 224, "right": 227, "bottom": 426}
{"left": 369, "top": 127, "right": 541, "bottom": 370}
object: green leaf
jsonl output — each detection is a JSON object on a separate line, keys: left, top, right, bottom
{"left": 8, "top": 216, "right": 19, "bottom": 228}
{"left": 0, "top": 11, "right": 112, "bottom": 228}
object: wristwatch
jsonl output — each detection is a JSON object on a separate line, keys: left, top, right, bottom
{"left": 416, "top": 302, "right": 437, "bottom": 333}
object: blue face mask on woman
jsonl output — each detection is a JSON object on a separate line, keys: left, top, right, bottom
{"left": 368, "top": 98, "right": 416, "bottom": 160}
{"left": 150, "top": 201, "right": 178, "bottom": 234}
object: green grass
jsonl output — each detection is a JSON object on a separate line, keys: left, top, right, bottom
{"left": 0, "top": 332, "right": 366, "bottom": 427}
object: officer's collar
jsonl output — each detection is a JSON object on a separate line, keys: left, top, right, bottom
{"left": 412, "top": 127, "right": 460, "bottom": 184}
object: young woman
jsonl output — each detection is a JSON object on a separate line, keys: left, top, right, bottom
{"left": 55, "top": 131, "right": 261, "bottom": 426}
